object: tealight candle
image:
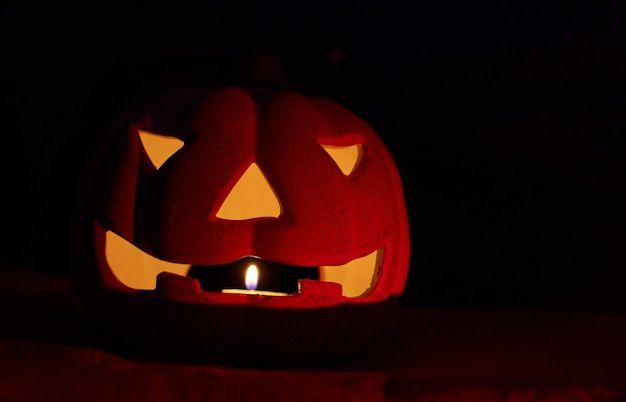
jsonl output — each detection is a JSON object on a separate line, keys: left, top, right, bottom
{"left": 221, "top": 264, "right": 290, "bottom": 296}
{"left": 221, "top": 288, "right": 289, "bottom": 296}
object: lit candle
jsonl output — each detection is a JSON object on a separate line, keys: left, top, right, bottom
{"left": 221, "top": 264, "right": 289, "bottom": 296}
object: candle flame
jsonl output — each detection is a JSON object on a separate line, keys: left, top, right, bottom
{"left": 245, "top": 264, "right": 259, "bottom": 290}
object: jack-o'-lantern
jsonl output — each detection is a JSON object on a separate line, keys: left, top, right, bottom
{"left": 71, "top": 85, "right": 410, "bottom": 365}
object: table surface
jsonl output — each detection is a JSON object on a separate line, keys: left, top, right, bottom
{"left": 1, "top": 264, "right": 625, "bottom": 402}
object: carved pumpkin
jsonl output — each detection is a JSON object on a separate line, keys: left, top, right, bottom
{"left": 71, "top": 86, "right": 410, "bottom": 365}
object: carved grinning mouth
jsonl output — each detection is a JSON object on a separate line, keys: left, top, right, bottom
{"left": 103, "top": 227, "right": 384, "bottom": 298}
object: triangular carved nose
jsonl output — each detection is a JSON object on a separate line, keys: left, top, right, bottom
{"left": 216, "top": 162, "right": 281, "bottom": 220}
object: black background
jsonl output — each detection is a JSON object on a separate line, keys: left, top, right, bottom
{"left": 2, "top": 0, "right": 626, "bottom": 312}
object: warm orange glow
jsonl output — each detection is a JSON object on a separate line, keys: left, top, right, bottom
{"left": 138, "top": 130, "right": 184, "bottom": 170}
{"left": 216, "top": 143, "right": 364, "bottom": 221}
{"left": 245, "top": 264, "right": 259, "bottom": 290}
{"left": 319, "top": 248, "right": 384, "bottom": 297}
{"left": 216, "top": 162, "right": 281, "bottom": 220}
{"left": 221, "top": 262, "right": 288, "bottom": 296}
{"left": 105, "top": 221, "right": 383, "bottom": 297}
{"left": 105, "top": 229, "right": 191, "bottom": 290}
{"left": 321, "top": 144, "right": 363, "bottom": 175}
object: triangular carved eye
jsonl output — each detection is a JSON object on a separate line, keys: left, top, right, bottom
{"left": 139, "top": 130, "right": 185, "bottom": 169}
{"left": 216, "top": 162, "right": 281, "bottom": 220}
{"left": 321, "top": 144, "right": 364, "bottom": 176}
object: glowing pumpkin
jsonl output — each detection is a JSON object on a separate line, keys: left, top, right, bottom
{"left": 71, "top": 86, "right": 410, "bottom": 365}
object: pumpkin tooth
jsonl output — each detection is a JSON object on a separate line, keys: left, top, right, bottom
{"left": 155, "top": 272, "right": 203, "bottom": 302}
{"left": 297, "top": 278, "right": 343, "bottom": 299}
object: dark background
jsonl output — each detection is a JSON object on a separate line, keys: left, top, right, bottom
{"left": 2, "top": 0, "right": 626, "bottom": 313}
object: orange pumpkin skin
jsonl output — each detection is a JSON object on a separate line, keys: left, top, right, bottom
{"left": 71, "top": 86, "right": 410, "bottom": 365}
